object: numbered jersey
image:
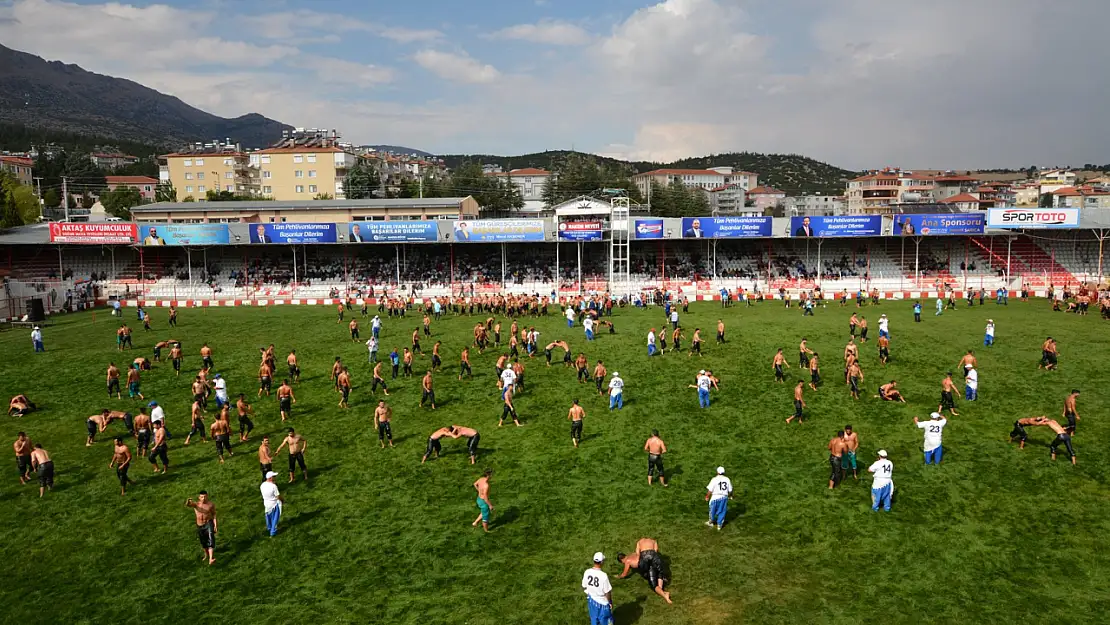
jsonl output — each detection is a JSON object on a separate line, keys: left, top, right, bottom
{"left": 868, "top": 459, "right": 894, "bottom": 488}
{"left": 706, "top": 475, "right": 733, "bottom": 501}
{"left": 581, "top": 568, "right": 612, "bottom": 603}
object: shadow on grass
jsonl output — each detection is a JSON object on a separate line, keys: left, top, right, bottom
{"left": 53, "top": 471, "right": 97, "bottom": 493}
{"left": 492, "top": 506, "right": 519, "bottom": 529}
{"left": 281, "top": 508, "right": 324, "bottom": 532}
{"left": 613, "top": 595, "right": 646, "bottom": 625}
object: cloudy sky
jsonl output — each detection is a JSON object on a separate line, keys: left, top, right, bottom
{"left": 1, "top": 0, "right": 1107, "bottom": 169}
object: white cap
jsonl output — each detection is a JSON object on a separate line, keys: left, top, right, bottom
{"left": 716, "top": 466, "right": 725, "bottom": 474}
{"left": 964, "top": 363, "right": 972, "bottom": 369}
{"left": 265, "top": 471, "right": 278, "bottom": 479}
{"left": 930, "top": 412, "right": 942, "bottom": 419}
{"left": 612, "top": 372, "right": 618, "bottom": 377}
{"left": 699, "top": 370, "right": 706, "bottom": 375}
{"left": 592, "top": 552, "right": 605, "bottom": 563}
{"left": 987, "top": 319, "right": 993, "bottom": 323}
{"left": 33, "top": 326, "right": 40, "bottom": 330}
{"left": 877, "top": 450, "right": 888, "bottom": 458}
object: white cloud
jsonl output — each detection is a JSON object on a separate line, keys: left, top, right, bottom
{"left": 379, "top": 27, "right": 444, "bottom": 43}
{"left": 413, "top": 49, "right": 500, "bottom": 84}
{"left": 297, "top": 57, "right": 395, "bottom": 86}
{"left": 489, "top": 20, "right": 591, "bottom": 46}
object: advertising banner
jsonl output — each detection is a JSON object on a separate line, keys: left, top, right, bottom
{"left": 49, "top": 222, "right": 137, "bottom": 244}
{"left": 633, "top": 219, "right": 664, "bottom": 239}
{"left": 681, "top": 216, "right": 772, "bottom": 238}
{"left": 987, "top": 208, "right": 1080, "bottom": 229}
{"left": 893, "top": 213, "right": 985, "bottom": 236}
{"left": 249, "top": 223, "right": 337, "bottom": 244}
{"left": 452, "top": 219, "right": 544, "bottom": 243}
{"left": 140, "top": 224, "right": 230, "bottom": 245}
{"left": 790, "top": 215, "right": 881, "bottom": 237}
{"left": 348, "top": 222, "right": 438, "bottom": 243}
{"left": 558, "top": 220, "right": 603, "bottom": 241}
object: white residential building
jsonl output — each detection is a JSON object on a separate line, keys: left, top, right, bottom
{"left": 632, "top": 167, "right": 758, "bottom": 200}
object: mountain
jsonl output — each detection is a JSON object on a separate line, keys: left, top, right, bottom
{"left": 442, "top": 150, "right": 854, "bottom": 195}
{"left": 0, "top": 44, "right": 292, "bottom": 149}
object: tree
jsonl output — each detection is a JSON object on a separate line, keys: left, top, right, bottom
{"left": 63, "top": 152, "right": 107, "bottom": 195}
{"left": 313, "top": 192, "right": 334, "bottom": 200}
{"left": 1038, "top": 193, "right": 1054, "bottom": 208}
{"left": 79, "top": 191, "right": 95, "bottom": 209}
{"left": 155, "top": 181, "right": 177, "bottom": 203}
{"left": 1, "top": 189, "right": 21, "bottom": 228}
{"left": 344, "top": 161, "right": 381, "bottom": 199}
{"left": 101, "top": 185, "right": 143, "bottom": 219}
{"left": 182, "top": 195, "right": 196, "bottom": 202}
{"left": 541, "top": 174, "right": 560, "bottom": 208}
{"left": 43, "top": 188, "right": 60, "bottom": 209}
{"left": 397, "top": 179, "right": 420, "bottom": 199}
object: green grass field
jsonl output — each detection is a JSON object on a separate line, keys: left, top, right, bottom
{"left": 2, "top": 299, "right": 1109, "bottom": 625}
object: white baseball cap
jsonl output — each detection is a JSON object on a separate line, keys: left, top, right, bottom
{"left": 699, "top": 370, "right": 706, "bottom": 375}
{"left": 930, "top": 412, "right": 942, "bottom": 419}
{"left": 265, "top": 471, "right": 278, "bottom": 479}
{"left": 592, "top": 552, "right": 605, "bottom": 563}
{"left": 612, "top": 372, "right": 618, "bottom": 377}
{"left": 877, "top": 450, "right": 888, "bottom": 458}
{"left": 716, "top": 466, "right": 725, "bottom": 474}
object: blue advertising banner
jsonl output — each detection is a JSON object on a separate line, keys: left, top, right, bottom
{"left": 249, "top": 223, "right": 337, "bottom": 244}
{"left": 453, "top": 219, "right": 544, "bottom": 243}
{"left": 558, "top": 220, "right": 603, "bottom": 241}
{"left": 633, "top": 219, "right": 664, "bottom": 239}
{"left": 681, "top": 216, "right": 772, "bottom": 238}
{"left": 140, "top": 224, "right": 229, "bottom": 246}
{"left": 349, "top": 222, "right": 438, "bottom": 243}
{"left": 893, "top": 213, "right": 985, "bottom": 236}
{"left": 790, "top": 215, "right": 881, "bottom": 237}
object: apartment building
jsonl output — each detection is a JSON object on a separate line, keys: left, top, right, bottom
{"left": 705, "top": 183, "right": 749, "bottom": 214}
{"left": 161, "top": 144, "right": 255, "bottom": 201}
{"left": 785, "top": 194, "right": 844, "bottom": 215}
{"left": 251, "top": 146, "right": 360, "bottom": 200}
{"left": 1052, "top": 186, "right": 1110, "bottom": 209}
{"left": 106, "top": 176, "right": 158, "bottom": 201}
{"left": 1012, "top": 183, "right": 1040, "bottom": 206}
{"left": 747, "top": 186, "right": 787, "bottom": 213}
{"left": 90, "top": 151, "right": 138, "bottom": 170}
{"left": 931, "top": 174, "right": 979, "bottom": 202}
{"left": 1038, "top": 169, "right": 1077, "bottom": 195}
{"left": 632, "top": 167, "right": 758, "bottom": 199}
{"left": 974, "top": 182, "right": 1014, "bottom": 209}
{"left": 485, "top": 168, "right": 554, "bottom": 202}
{"left": 846, "top": 169, "right": 978, "bottom": 214}
{"left": 0, "top": 155, "right": 34, "bottom": 187}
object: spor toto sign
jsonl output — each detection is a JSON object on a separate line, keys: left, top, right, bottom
{"left": 988, "top": 208, "right": 1080, "bottom": 229}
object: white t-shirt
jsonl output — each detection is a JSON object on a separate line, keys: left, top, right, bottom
{"left": 260, "top": 481, "right": 281, "bottom": 513}
{"left": 366, "top": 338, "right": 377, "bottom": 352}
{"left": 581, "top": 568, "right": 612, "bottom": 605}
{"left": 372, "top": 317, "right": 381, "bottom": 330}
{"left": 966, "top": 369, "right": 978, "bottom": 390}
{"left": 566, "top": 308, "right": 575, "bottom": 321}
{"left": 608, "top": 377, "right": 624, "bottom": 396}
{"left": 150, "top": 405, "right": 165, "bottom": 423}
{"left": 500, "top": 368, "right": 517, "bottom": 388}
{"left": 214, "top": 378, "right": 228, "bottom": 398}
{"left": 647, "top": 331, "right": 656, "bottom": 346}
{"left": 868, "top": 459, "right": 893, "bottom": 489}
{"left": 878, "top": 318, "right": 889, "bottom": 332}
{"left": 706, "top": 475, "right": 733, "bottom": 501}
{"left": 697, "top": 375, "right": 711, "bottom": 391}
{"left": 31, "top": 329, "right": 42, "bottom": 342}
{"left": 584, "top": 318, "right": 594, "bottom": 332}
{"left": 670, "top": 311, "right": 678, "bottom": 322}
{"left": 985, "top": 323, "right": 995, "bottom": 337}
{"left": 917, "top": 418, "right": 947, "bottom": 451}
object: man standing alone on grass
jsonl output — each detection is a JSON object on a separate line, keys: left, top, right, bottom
{"left": 185, "top": 491, "right": 217, "bottom": 565}
{"left": 568, "top": 400, "right": 585, "bottom": 448}
{"left": 276, "top": 428, "right": 308, "bottom": 483}
{"left": 109, "top": 437, "right": 134, "bottom": 495}
{"left": 915, "top": 413, "right": 947, "bottom": 465}
{"left": 582, "top": 553, "right": 614, "bottom": 625}
{"left": 473, "top": 469, "right": 493, "bottom": 533}
{"left": 31, "top": 326, "right": 44, "bottom": 352}
{"left": 608, "top": 372, "right": 624, "bottom": 411}
{"left": 705, "top": 466, "right": 733, "bottom": 530}
{"left": 965, "top": 367, "right": 978, "bottom": 401}
{"left": 261, "top": 471, "right": 284, "bottom": 537}
{"left": 645, "top": 430, "right": 668, "bottom": 487}
{"left": 868, "top": 450, "right": 893, "bottom": 512}
{"left": 985, "top": 319, "right": 995, "bottom": 346}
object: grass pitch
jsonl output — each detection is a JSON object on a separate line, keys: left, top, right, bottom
{"left": 1, "top": 298, "right": 1108, "bottom": 625}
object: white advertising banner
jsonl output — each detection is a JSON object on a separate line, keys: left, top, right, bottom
{"left": 987, "top": 208, "right": 1080, "bottom": 229}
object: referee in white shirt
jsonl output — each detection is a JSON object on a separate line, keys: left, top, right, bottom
{"left": 705, "top": 466, "right": 733, "bottom": 530}
{"left": 582, "top": 552, "right": 613, "bottom": 624}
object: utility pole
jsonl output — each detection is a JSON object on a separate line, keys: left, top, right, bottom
{"left": 62, "top": 176, "right": 69, "bottom": 222}
{"left": 419, "top": 176, "right": 423, "bottom": 199}
{"left": 33, "top": 177, "right": 43, "bottom": 198}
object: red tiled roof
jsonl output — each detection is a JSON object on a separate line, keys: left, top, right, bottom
{"left": 939, "top": 192, "right": 981, "bottom": 204}
{"left": 1051, "top": 186, "right": 1082, "bottom": 197}
{"left": 0, "top": 156, "right": 34, "bottom": 166}
{"left": 748, "top": 185, "right": 785, "bottom": 195}
{"left": 107, "top": 176, "right": 158, "bottom": 185}
{"left": 161, "top": 152, "right": 247, "bottom": 158}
